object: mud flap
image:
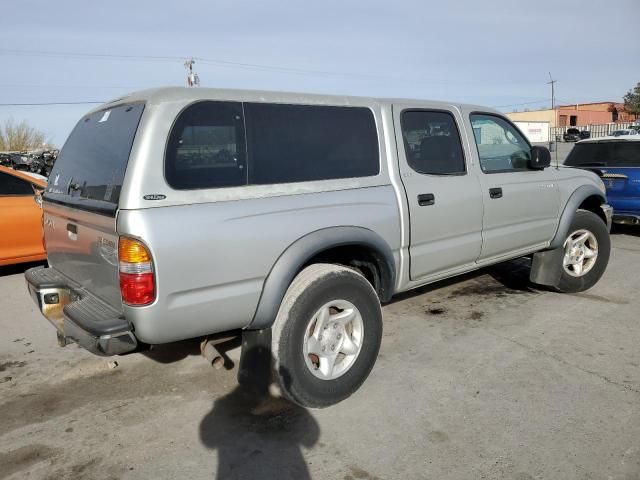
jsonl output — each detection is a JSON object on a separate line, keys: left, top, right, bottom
{"left": 237, "top": 329, "right": 273, "bottom": 392}
{"left": 530, "top": 247, "right": 564, "bottom": 287}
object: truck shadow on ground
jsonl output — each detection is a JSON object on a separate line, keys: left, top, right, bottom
{"left": 199, "top": 346, "right": 320, "bottom": 480}
{"left": 388, "top": 256, "right": 538, "bottom": 306}
{"left": 144, "top": 257, "right": 538, "bottom": 368}
{"left": 141, "top": 339, "right": 202, "bottom": 363}
{"left": 0, "top": 260, "right": 45, "bottom": 278}
{"left": 611, "top": 223, "right": 640, "bottom": 237}
{"left": 142, "top": 335, "right": 242, "bottom": 369}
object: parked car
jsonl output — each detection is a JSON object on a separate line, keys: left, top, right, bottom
{"left": 565, "top": 137, "right": 640, "bottom": 225}
{"left": 609, "top": 129, "right": 639, "bottom": 137}
{"left": 41, "top": 150, "right": 58, "bottom": 177}
{"left": 563, "top": 128, "right": 590, "bottom": 142}
{"left": 9, "top": 152, "right": 33, "bottom": 171}
{"left": 26, "top": 88, "right": 612, "bottom": 408}
{"left": 26, "top": 149, "right": 58, "bottom": 177}
{"left": 0, "top": 165, "right": 46, "bottom": 266}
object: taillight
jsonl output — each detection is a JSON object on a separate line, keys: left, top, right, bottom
{"left": 118, "top": 236, "right": 155, "bottom": 306}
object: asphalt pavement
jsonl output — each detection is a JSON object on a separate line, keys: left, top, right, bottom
{"left": 1, "top": 226, "right": 639, "bottom": 480}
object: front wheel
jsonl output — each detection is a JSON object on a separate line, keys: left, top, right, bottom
{"left": 555, "top": 209, "right": 610, "bottom": 293}
{"left": 271, "top": 263, "right": 382, "bottom": 408}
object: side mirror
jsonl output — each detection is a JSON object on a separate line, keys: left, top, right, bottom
{"left": 32, "top": 185, "right": 44, "bottom": 208}
{"left": 529, "top": 145, "right": 551, "bottom": 170}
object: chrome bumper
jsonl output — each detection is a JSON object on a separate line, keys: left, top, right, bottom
{"left": 25, "top": 266, "right": 137, "bottom": 356}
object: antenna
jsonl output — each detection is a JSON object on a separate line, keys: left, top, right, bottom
{"left": 184, "top": 58, "right": 200, "bottom": 87}
{"left": 547, "top": 72, "right": 559, "bottom": 169}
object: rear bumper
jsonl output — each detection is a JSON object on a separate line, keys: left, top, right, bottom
{"left": 25, "top": 266, "right": 137, "bottom": 356}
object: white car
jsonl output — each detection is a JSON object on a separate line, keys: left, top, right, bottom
{"left": 609, "top": 129, "right": 639, "bottom": 137}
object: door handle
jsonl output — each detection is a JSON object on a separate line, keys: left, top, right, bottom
{"left": 417, "top": 193, "right": 435, "bottom": 206}
{"left": 489, "top": 187, "right": 503, "bottom": 199}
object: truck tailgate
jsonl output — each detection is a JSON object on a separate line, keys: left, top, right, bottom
{"left": 44, "top": 201, "right": 122, "bottom": 310}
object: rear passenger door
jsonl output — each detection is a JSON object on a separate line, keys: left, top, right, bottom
{"left": 394, "top": 105, "right": 483, "bottom": 281}
{"left": 467, "top": 113, "right": 560, "bottom": 261}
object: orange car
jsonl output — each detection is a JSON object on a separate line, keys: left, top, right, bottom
{"left": 0, "top": 165, "right": 47, "bottom": 266}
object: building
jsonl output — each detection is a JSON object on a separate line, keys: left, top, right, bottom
{"left": 513, "top": 121, "right": 549, "bottom": 143}
{"left": 507, "top": 102, "right": 638, "bottom": 128}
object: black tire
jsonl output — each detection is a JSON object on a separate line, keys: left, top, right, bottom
{"left": 271, "top": 263, "right": 382, "bottom": 408}
{"left": 555, "top": 209, "right": 610, "bottom": 293}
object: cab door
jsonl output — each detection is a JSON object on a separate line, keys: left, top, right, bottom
{"left": 394, "top": 105, "right": 483, "bottom": 281}
{"left": 465, "top": 112, "right": 560, "bottom": 261}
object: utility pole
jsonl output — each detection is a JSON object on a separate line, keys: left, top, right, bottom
{"left": 184, "top": 58, "right": 200, "bottom": 87}
{"left": 547, "top": 72, "right": 556, "bottom": 110}
{"left": 547, "top": 72, "right": 559, "bottom": 168}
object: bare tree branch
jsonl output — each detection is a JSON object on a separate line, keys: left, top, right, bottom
{"left": 0, "top": 119, "right": 52, "bottom": 151}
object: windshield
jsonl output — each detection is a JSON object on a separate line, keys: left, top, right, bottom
{"left": 565, "top": 141, "right": 640, "bottom": 167}
{"left": 45, "top": 103, "right": 144, "bottom": 215}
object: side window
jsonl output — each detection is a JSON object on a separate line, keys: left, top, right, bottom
{"left": 0, "top": 172, "right": 34, "bottom": 195}
{"left": 566, "top": 141, "right": 640, "bottom": 167}
{"left": 401, "top": 110, "right": 465, "bottom": 175}
{"left": 470, "top": 114, "right": 531, "bottom": 173}
{"left": 244, "top": 103, "right": 379, "bottom": 184}
{"left": 165, "top": 101, "right": 246, "bottom": 189}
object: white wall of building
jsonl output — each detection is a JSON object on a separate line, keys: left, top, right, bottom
{"left": 514, "top": 121, "right": 549, "bottom": 143}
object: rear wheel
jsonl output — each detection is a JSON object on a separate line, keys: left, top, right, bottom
{"left": 271, "top": 263, "right": 382, "bottom": 408}
{"left": 555, "top": 209, "right": 610, "bottom": 293}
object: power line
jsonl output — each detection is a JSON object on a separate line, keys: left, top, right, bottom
{"left": 0, "top": 47, "right": 536, "bottom": 85}
{"left": 0, "top": 101, "right": 105, "bottom": 106}
{"left": 0, "top": 47, "right": 394, "bottom": 81}
{"left": 492, "top": 99, "right": 550, "bottom": 109}
{"left": 0, "top": 48, "right": 564, "bottom": 109}
{"left": 0, "top": 83, "right": 143, "bottom": 90}
{"left": 0, "top": 47, "right": 553, "bottom": 107}
{"left": 0, "top": 48, "right": 183, "bottom": 62}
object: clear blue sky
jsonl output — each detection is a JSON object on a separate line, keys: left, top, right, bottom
{"left": 1, "top": 0, "right": 639, "bottom": 146}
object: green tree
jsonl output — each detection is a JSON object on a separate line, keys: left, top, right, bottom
{"left": 623, "top": 82, "right": 640, "bottom": 115}
{"left": 0, "top": 119, "right": 50, "bottom": 151}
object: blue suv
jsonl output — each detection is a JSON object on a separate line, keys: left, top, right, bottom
{"left": 565, "top": 137, "right": 640, "bottom": 224}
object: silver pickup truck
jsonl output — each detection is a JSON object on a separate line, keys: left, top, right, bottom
{"left": 26, "top": 87, "right": 612, "bottom": 407}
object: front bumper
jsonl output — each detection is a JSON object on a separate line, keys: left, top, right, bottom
{"left": 25, "top": 266, "right": 137, "bottom": 356}
{"left": 601, "top": 203, "right": 613, "bottom": 232}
